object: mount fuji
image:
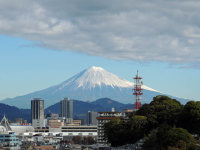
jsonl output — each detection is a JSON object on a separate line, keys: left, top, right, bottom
{"left": 0, "top": 66, "right": 188, "bottom": 108}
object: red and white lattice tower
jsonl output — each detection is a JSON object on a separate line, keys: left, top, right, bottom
{"left": 133, "top": 70, "right": 143, "bottom": 110}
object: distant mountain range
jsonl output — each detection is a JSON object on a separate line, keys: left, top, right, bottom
{"left": 0, "top": 66, "right": 189, "bottom": 108}
{"left": 45, "top": 98, "right": 134, "bottom": 120}
{"left": 0, "top": 98, "right": 134, "bottom": 122}
{"left": 0, "top": 103, "right": 30, "bottom": 122}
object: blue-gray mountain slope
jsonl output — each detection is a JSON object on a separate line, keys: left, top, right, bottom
{"left": 0, "top": 66, "right": 189, "bottom": 108}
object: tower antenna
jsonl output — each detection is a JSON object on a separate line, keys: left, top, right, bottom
{"left": 133, "top": 70, "right": 143, "bottom": 111}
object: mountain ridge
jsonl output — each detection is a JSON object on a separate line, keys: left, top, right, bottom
{"left": 0, "top": 66, "right": 188, "bottom": 108}
{"left": 0, "top": 98, "right": 135, "bottom": 122}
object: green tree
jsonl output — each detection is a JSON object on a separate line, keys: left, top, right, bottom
{"left": 179, "top": 101, "right": 200, "bottom": 135}
{"left": 188, "top": 144, "right": 200, "bottom": 150}
{"left": 127, "top": 115, "right": 148, "bottom": 143}
{"left": 104, "top": 116, "right": 147, "bottom": 147}
{"left": 136, "top": 103, "right": 158, "bottom": 130}
{"left": 137, "top": 95, "right": 183, "bottom": 129}
{"left": 143, "top": 127, "right": 194, "bottom": 150}
{"left": 165, "top": 128, "right": 194, "bottom": 149}
{"left": 104, "top": 118, "right": 127, "bottom": 147}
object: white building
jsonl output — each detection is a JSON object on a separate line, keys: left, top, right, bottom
{"left": 0, "top": 116, "right": 19, "bottom": 148}
{"left": 61, "top": 125, "right": 97, "bottom": 136}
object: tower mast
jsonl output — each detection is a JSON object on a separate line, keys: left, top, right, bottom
{"left": 133, "top": 70, "right": 143, "bottom": 111}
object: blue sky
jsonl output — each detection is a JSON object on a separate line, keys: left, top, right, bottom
{"left": 0, "top": 0, "right": 200, "bottom": 101}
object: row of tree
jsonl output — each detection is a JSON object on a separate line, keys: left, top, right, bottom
{"left": 104, "top": 95, "right": 200, "bottom": 149}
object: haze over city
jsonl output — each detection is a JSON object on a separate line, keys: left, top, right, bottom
{"left": 0, "top": 0, "right": 200, "bottom": 102}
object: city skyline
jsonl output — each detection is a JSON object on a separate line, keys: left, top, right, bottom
{"left": 0, "top": 1, "right": 200, "bottom": 101}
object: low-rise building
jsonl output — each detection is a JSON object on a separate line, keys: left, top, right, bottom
{"left": 22, "top": 125, "right": 97, "bottom": 142}
{"left": 49, "top": 119, "right": 64, "bottom": 128}
{"left": 0, "top": 116, "right": 19, "bottom": 148}
{"left": 61, "top": 125, "right": 97, "bottom": 136}
{"left": 0, "top": 131, "right": 19, "bottom": 147}
{"left": 35, "top": 127, "right": 49, "bottom": 133}
{"left": 10, "top": 125, "right": 34, "bottom": 135}
{"left": 66, "top": 119, "right": 82, "bottom": 126}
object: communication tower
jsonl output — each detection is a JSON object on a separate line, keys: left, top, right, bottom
{"left": 133, "top": 70, "right": 143, "bottom": 110}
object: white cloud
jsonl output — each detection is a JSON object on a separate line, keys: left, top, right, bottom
{"left": 0, "top": 0, "right": 200, "bottom": 66}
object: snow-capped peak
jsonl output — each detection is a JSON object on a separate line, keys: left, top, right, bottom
{"left": 88, "top": 66, "right": 104, "bottom": 71}
{"left": 56, "top": 66, "right": 157, "bottom": 92}
{"left": 75, "top": 66, "right": 134, "bottom": 88}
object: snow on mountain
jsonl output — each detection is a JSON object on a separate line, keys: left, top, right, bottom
{"left": 0, "top": 66, "right": 187, "bottom": 108}
{"left": 59, "top": 66, "right": 133, "bottom": 89}
{"left": 55, "top": 66, "right": 157, "bottom": 91}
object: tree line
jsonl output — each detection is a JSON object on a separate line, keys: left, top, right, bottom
{"left": 104, "top": 95, "right": 200, "bottom": 150}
